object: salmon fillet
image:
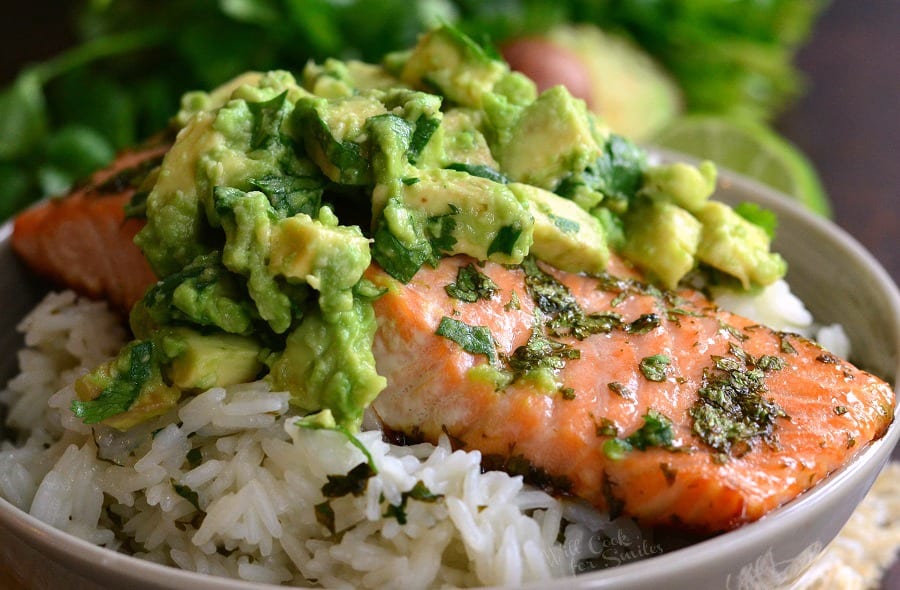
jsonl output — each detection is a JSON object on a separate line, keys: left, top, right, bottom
{"left": 9, "top": 152, "right": 895, "bottom": 534}
{"left": 11, "top": 144, "right": 166, "bottom": 312}
{"left": 366, "top": 256, "right": 895, "bottom": 533}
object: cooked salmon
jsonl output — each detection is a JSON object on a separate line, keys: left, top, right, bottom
{"left": 10, "top": 152, "right": 895, "bottom": 534}
{"left": 11, "top": 144, "right": 166, "bottom": 312}
{"left": 366, "top": 256, "right": 895, "bottom": 532}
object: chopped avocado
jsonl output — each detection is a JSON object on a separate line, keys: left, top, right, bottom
{"left": 620, "top": 200, "right": 702, "bottom": 289}
{"left": 641, "top": 161, "right": 717, "bottom": 212}
{"left": 291, "top": 94, "right": 384, "bottom": 185}
{"left": 302, "top": 58, "right": 401, "bottom": 98}
{"left": 267, "top": 299, "right": 386, "bottom": 430}
{"left": 435, "top": 109, "right": 498, "bottom": 169}
{"left": 163, "top": 328, "right": 263, "bottom": 390}
{"left": 214, "top": 187, "right": 295, "bottom": 334}
{"left": 695, "top": 201, "right": 787, "bottom": 288}
{"left": 492, "top": 86, "right": 602, "bottom": 189}
{"left": 130, "top": 252, "right": 257, "bottom": 339}
{"left": 269, "top": 207, "right": 371, "bottom": 315}
{"left": 72, "top": 339, "right": 180, "bottom": 431}
{"left": 392, "top": 168, "right": 534, "bottom": 264}
{"left": 555, "top": 134, "right": 646, "bottom": 215}
{"left": 401, "top": 25, "right": 508, "bottom": 108}
{"left": 509, "top": 182, "right": 608, "bottom": 274}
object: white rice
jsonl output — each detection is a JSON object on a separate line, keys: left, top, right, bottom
{"left": 0, "top": 284, "right": 851, "bottom": 588}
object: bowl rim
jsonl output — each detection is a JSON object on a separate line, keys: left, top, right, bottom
{"left": 0, "top": 158, "right": 898, "bottom": 590}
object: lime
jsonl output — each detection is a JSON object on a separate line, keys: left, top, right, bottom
{"left": 651, "top": 116, "right": 831, "bottom": 216}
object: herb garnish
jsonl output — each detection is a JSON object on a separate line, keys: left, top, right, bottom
{"left": 602, "top": 410, "right": 678, "bottom": 459}
{"left": 639, "top": 354, "right": 670, "bottom": 382}
{"left": 436, "top": 316, "right": 498, "bottom": 364}
{"left": 506, "top": 319, "right": 580, "bottom": 379}
{"left": 607, "top": 381, "right": 634, "bottom": 399}
{"left": 171, "top": 479, "right": 202, "bottom": 512}
{"left": 690, "top": 344, "right": 788, "bottom": 457}
{"left": 383, "top": 481, "right": 444, "bottom": 525}
{"left": 445, "top": 263, "right": 499, "bottom": 303}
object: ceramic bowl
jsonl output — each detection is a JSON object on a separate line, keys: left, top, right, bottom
{"left": 0, "top": 160, "right": 898, "bottom": 590}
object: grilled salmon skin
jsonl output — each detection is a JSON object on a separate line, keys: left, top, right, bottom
{"left": 11, "top": 144, "right": 166, "bottom": 312}
{"left": 9, "top": 151, "right": 895, "bottom": 534}
{"left": 366, "top": 256, "right": 895, "bottom": 532}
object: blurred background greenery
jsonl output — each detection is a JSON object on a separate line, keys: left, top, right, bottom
{"left": 0, "top": 0, "right": 829, "bottom": 221}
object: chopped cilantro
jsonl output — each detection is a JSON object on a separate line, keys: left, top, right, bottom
{"left": 626, "top": 313, "right": 661, "bottom": 335}
{"left": 834, "top": 406, "right": 848, "bottom": 416}
{"left": 446, "top": 162, "right": 509, "bottom": 184}
{"left": 602, "top": 410, "right": 678, "bottom": 459}
{"left": 690, "top": 345, "right": 788, "bottom": 456}
{"left": 734, "top": 201, "right": 778, "bottom": 239}
{"left": 549, "top": 213, "right": 579, "bottom": 234}
{"left": 596, "top": 418, "right": 619, "bottom": 437}
{"left": 186, "top": 447, "right": 203, "bottom": 469}
{"left": 315, "top": 501, "right": 336, "bottom": 534}
{"left": 607, "top": 381, "right": 634, "bottom": 399}
{"left": 626, "top": 410, "right": 676, "bottom": 451}
{"left": 71, "top": 339, "right": 160, "bottom": 424}
{"left": 321, "top": 462, "right": 376, "bottom": 498}
{"left": 445, "top": 264, "right": 499, "bottom": 303}
{"left": 383, "top": 481, "right": 444, "bottom": 525}
{"left": 506, "top": 320, "right": 580, "bottom": 378}
{"left": 436, "top": 317, "right": 498, "bottom": 364}
{"left": 171, "top": 479, "right": 202, "bottom": 512}
{"left": 487, "top": 224, "right": 524, "bottom": 257}
{"left": 639, "top": 354, "right": 670, "bottom": 382}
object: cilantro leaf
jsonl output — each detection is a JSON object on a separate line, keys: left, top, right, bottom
{"left": 639, "top": 354, "right": 670, "bottom": 382}
{"left": 445, "top": 264, "right": 499, "bottom": 303}
{"left": 436, "top": 317, "right": 498, "bottom": 364}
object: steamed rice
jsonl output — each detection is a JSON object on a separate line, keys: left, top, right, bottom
{"left": 0, "top": 284, "right": 850, "bottom": 588}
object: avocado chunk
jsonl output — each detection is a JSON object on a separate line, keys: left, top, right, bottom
{"left": 492, "top": 86, "right": 602, "bottom": 190}
{"left": 267, "top": 299, "right": 386, "bottom": 430}
{"left": 302, "top": 58, "right": 401, "bottom": 98}
{"left": 695, "top": 201, "right": 787, "bottom": 288}
{"left": 269, "top": 207, "right": 371, "bottom": 314}
{"left": 163, "top": 328, "right": 263, "bottom": 391}
{"left": 72, "top": 339, "right": 181, "bottom": 431}
{"left": 509, "top": 182, "right": 608, "bottom": 274}
{"left": 641, "top": 160, "right": 717, "bottom": 212}
{"left": 401, "top": 25, "right": 509, "bottom": 108}
{"left": 292, "top": 94, "right": 385, "bottom": 185}
{"left": 620, "top": 200, "right": 702, "bottom": 289}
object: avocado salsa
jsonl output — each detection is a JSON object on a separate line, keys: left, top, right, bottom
{"left": 71, "top": 25, "right": 786, "bottom": 432}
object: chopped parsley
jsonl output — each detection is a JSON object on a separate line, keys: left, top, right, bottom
{"left": 445, "top": 263, "right": 499, "bottom": 303}
{"left": 436, "top": 316, "right": 498, "bottom": 364}
{"left": 639, "top": 354, "right": 670, "bottom": 382}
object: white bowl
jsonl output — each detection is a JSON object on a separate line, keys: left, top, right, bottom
{"left": 1, "top": 160, "right": 898, "bottom": 590}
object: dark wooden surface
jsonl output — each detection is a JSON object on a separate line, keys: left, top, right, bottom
{"left": 1, "top": 1, "right": 898, "bottom": 587}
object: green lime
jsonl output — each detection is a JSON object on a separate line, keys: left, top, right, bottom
{"left": 651, "top": 116, "right": 831, "bottom": 217}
